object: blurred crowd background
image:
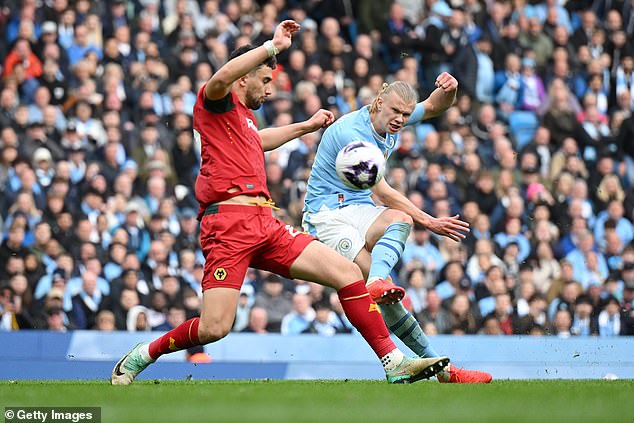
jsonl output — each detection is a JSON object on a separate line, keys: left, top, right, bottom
{"left": 0, "top": 0, "right": 633, "bottom": 338}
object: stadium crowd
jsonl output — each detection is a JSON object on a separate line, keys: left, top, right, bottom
{"left": 0, "top": 0, "right": 633, "bottom": 337}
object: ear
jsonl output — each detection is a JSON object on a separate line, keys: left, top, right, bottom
{"left": 238, "top": 75, "right": 249, "bottom": 87}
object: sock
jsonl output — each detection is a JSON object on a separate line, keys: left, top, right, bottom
{"left": 148, "top": 317, "right": 201, "bottom": 360}
{"left": 338, "top": 280, "right": 396, "bottom": 358}
{"left": 379, "top": 302, "right": 439, "bottom": 358}
{"left": 369, "top": 222, "right": 411, "bottom": 281}
{"left": 380, "top": 349, "right": 405, "bottom": 372}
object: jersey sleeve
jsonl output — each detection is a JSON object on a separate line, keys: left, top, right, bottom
{"left": 198, "top": 84, "right": 236, "bottom": 114}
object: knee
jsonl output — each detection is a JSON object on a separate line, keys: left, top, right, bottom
{"left": 386, "top": 209, "right": 413, "bottom": 226}
{"left": 198, "top": 319, "right": 231, "bottom": 343}
{"left": 340, "top": 259, "right": 364, "bottom": 283}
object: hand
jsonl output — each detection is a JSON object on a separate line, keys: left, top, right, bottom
{"left": 435, "top": 72, "right": 458, "bottom": 93}
{"left": 306, "top": 109, "right": 335, "bottom": 131}
{"left": 426, "top": 214, "right": 470, "bottom": 242}
{"left": 273, "top": 20, "right": 301, "bottom": 52}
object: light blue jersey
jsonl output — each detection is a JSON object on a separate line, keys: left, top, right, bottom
{"left": 304, "top": 104, "right": 424, "bottom": 213}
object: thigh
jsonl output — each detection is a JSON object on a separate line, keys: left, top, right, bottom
{"left": 200, "top": 213, "right": 256, "bottom": 291}
{"left": 289, "top": 240, "right": 363, "bottom": 290}
{"left": 364, "top": 207, "right": 410, "bottom": 250}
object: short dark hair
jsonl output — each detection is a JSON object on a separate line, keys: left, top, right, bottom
{"left": 228, "top": 44, "right": 277, "bottom": 71}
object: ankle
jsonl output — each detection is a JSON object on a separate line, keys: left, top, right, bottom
{"left": 367, "top": 276, "right": 381, "bottom": 285}
{"left": 381, "top": 349, "right": 405, "bottom": 372}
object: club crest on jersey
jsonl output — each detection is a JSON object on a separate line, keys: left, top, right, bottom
{"left": 214, "top": 268, "right": 227, "bottom": 281}
{"left": 337, "top": 238, "right": 352, "bottom": 253}
{"left": 246, "top": 118, "right": 258, "bottom": 132}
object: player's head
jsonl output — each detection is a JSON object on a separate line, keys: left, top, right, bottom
{"left": 369, "top": 81, "right": 417, "bottom": 134}
{"left": 229, "top": 44, "right": 277, "bottom": 109}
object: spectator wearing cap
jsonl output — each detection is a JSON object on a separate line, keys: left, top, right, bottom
{"left": 518, "top": 56, "right": 546, "bottom": 112}
{"left": 32, "top": 147, "right": 56, "bottom": 188}
{"left": 174, "top": 208, "right": 199, "bottom": 251}
{"left": 20, "top": 120, "right": 63, "bottom": 164}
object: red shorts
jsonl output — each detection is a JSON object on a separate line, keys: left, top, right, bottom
{"left": 200, "top": 204, "right": 315, "bottom": 291}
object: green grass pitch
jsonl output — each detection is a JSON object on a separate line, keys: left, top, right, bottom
{"left": 1, "top": 379, "right": 632, "bottom": 423}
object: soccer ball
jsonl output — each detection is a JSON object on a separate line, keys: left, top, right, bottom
{"left": 335, "top": 141, "right": 386, "bottom": 190}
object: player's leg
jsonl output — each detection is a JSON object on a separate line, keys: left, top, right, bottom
{"left": 112, "top": 210, "right": 250, "bottom": 385}
{"left": 354, "top": 247, "right": 440, "bottom": 358}
{"left": 284, "top": 239, "right": 449, "bottom": 383}
{"left": 364, "top": 208, "right": 412, "bottom": 284}
{"left": 361, "top": 212, "right": 493, "bottom": 383}
{"left": 303, "top": 206, "right": 405, "bottom": 304}
{"left": 111, "top": 287, "right": 240, "bottom": 385}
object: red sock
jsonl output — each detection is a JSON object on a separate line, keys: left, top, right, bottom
{"left": 338, "top": 280, "right": 396, "bottom": 358}
{"left": 149, "top": 317, "right": 201, "bottom": 360}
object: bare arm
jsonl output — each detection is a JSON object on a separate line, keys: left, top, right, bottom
{"left": 260, "top": 109, "right": 335, "bottom": 151}
{"left": 420, "top": 72, "right": 459, "bottom": 120}
{"left": 204, "top": 20, "right": 300, "bottom": 101}
{"left": 371, "top": 178, "right": 470, "bottom": 242}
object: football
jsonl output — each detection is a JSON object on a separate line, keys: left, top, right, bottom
{"left": 335, "top": 141, "right": 386, "bottom": 190}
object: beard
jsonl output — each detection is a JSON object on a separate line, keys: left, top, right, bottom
{"left": 245, "top": 92, "right": 263, "bottom": 110}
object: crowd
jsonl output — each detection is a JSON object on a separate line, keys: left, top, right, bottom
{"left": 0, "top": 0, "right": 633, "bottom": 337}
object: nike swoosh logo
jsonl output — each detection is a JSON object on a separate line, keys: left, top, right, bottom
{"left": 114, "top": 354, "right": 129, "bottom": 377}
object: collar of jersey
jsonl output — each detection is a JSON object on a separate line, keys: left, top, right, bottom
{"left": 364, "top": 107, "right": 395, "bottom": 150}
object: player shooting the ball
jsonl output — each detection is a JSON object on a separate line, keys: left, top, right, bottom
{"left": 302, "top": 74, "right": 492, "bottom": 383}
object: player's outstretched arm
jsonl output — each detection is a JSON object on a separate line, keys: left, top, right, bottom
{"left": 418, "top": 72, "right": 458, "bottom": 120}
{"left": 204, "top": 20, "right": 300, "bottom": 101}
{"left": 371, "top": 178, "right": 469, "bottom": 242}
{"left": 259, "top": 109, "right": 334, "bottom": 151}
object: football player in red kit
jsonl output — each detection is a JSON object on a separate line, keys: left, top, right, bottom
{"left": 111, "top": 20, "right": 449, "bottom": 385}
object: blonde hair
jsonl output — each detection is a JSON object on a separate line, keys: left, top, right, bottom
{"left": 596, "top": 174, "right": 625, "bottom": 203}
{"left": 369, "top": 81, "right": 418, "bottom": 113}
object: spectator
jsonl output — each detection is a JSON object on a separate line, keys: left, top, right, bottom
{"left": 598, "top": 296, "right": 623, "bottom": 336}
{"left": 281, "top": 293, "right": 316, "bottom": 335}
{"left": 253, "top": 274, "right": 292, "bottom": 333}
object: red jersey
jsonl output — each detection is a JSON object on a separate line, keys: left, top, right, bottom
{"left": 193, "top": 85, "right": 271, "bottom": 213}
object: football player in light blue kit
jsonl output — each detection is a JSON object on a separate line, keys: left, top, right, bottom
{"left": 303, "top": 74, "right": 492, "bottom": 383}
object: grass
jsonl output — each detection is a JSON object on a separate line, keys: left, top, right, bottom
{"left": 1, "top": 379, "right": 632, "bottom": 423}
